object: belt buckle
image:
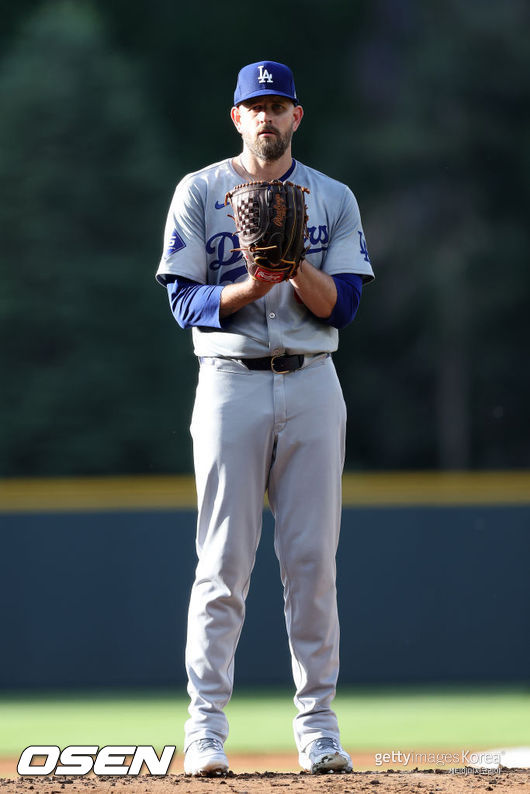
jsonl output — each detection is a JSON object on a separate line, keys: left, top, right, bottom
{"left": 271, "top": 355, "right": 290, "bottom": 374}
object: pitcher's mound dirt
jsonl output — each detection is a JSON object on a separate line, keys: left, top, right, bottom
{"left": 1, "top": 769, "right": 529, "bottom": 794}
{"left": 1, "top": 751, "right": 529, "bottom": 794}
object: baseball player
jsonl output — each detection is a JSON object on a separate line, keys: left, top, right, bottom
{"left": 156, "top": 60, "right": 374, "bottom": 777}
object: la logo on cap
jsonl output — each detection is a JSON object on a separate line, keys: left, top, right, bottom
{"left": 257, "top": 65, "right": 273, "bottom": 84}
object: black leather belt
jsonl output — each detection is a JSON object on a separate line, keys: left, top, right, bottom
{"left": 241, "top": 354, "right": 305, "bottom": 374}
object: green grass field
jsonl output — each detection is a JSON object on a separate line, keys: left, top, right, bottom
{"left": 1, "top": 686, "right": 529, "bottom": 757}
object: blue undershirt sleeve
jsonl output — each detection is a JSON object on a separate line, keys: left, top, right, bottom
{"left": 166, "top": 276, "right": 224, "bottom": 329}
{"left": 324, "top": 273, "right": 363, "bottom": 330}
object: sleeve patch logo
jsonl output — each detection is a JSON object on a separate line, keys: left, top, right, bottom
{"left": 358, "top": 231, "right": 370, "bottom": 263}
{"left": 165, "top": 229, "right": 186, "bottom": 258}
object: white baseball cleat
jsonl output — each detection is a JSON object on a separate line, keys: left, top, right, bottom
{"left": 184, "top": 737, "right": 229, "bottom": 776}
{"left": 299, "top": 737, "right": 353, "bottom": 774}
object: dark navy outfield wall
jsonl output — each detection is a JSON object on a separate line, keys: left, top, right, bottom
{"left": 1, "top": 506, "right": 529, "bottom": 689}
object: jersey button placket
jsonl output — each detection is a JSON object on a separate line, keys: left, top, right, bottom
{"left": 265, "top": 294, "right": 284, "bottom": 359}
{"left": 264, "top": 294, "right": 287, "bottom": 431}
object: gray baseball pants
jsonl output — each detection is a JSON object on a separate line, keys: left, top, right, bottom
{"left": 184, "top": 353, "right": 346, "bottom": 752}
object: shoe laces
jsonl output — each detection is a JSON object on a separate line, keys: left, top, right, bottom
{"left": 195, "top": 738, "right": 223, "bottom": 753}
{"left": 312, "top": 737, "right": 340, "bottom": 753}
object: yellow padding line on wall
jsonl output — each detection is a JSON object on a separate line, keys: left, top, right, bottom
{"left": 0, "top": 471, "right": 529, "bottom": 512}
{"left": 0, "top": 475, "right": 196, "bottom": 512}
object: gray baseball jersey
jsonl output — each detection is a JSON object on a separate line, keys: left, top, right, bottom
{"left": 156, "top": 158, "right": 374, "bottom": 357}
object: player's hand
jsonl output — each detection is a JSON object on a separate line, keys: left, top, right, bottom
{"left": 219, "top": 275, "right": 275, "bottom": 319}
{"left": 245, "top": 274, "right": 276, "bottom": 297}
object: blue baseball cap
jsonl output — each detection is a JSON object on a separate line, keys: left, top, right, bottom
{"left": 234, "top": 60, "right": 299, "bottom": 106}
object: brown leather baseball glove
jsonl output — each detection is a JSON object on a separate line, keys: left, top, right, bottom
{"left": 225, "top": 179, "right": 310, "bottom": 283}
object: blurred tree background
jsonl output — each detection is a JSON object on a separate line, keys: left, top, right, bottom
{"left": 0, "top": 0, "right": 528, "bottom": 476}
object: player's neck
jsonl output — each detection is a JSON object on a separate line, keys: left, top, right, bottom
{"left": 235, "top": 150, "right": 293, "bottom": 182}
